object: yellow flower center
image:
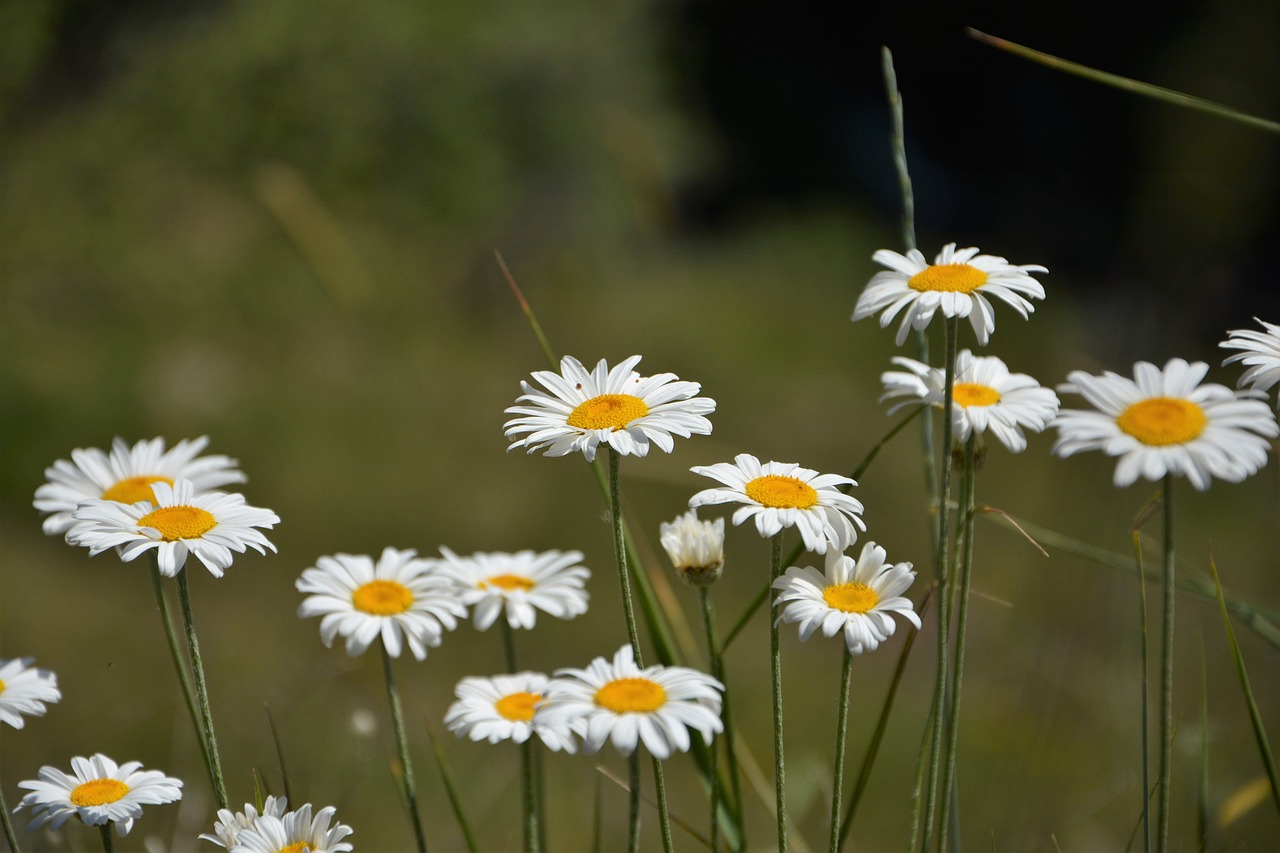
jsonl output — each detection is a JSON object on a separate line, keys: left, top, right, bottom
{"left": 953, "top": 382, "right": 1001, "bottom": 408}
{"left": 70, "top": 778, "right": 129, "bottom": 807}
{"left": 495, "top": 691, "right": 540, "bottom": 722}
{"left": 744, "top": 475, "right": 818, "bottom": 509}
{"left": 566, "top": 394, "right": 649, "bottom": 431}
{"left": 137, "top": 505, "right": 216, "bottom": 541}
{"left": 481, "top": 574, "right": 536, "bottom": 592}
{"left": 1116, "top": 397, "right": 1207, "bottom": 446}
{"left": 352, "top": 579, "right": 414, "bottom": 615}
{"left": 0, "top": 679, "right": 6, "bottom": 693}
{"left": 822, "top": 582, "right": 880, "bottom": 614}
{"left": 102, "top": 475, "right": 175, "bottom": 504}
{"left": 278, "top": 844, "right": 308, "bottom": 853}
{"left": 594, "top": 677, "right": 666, "bottom": 713}
{"left": 908, "top": 263, "right": 987, "bottom": 293}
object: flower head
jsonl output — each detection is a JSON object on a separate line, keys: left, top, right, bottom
{"left": 431, "top": 547, "right": 590, "bottom": 631}
{"left": 853, "top": 243, "right": 1047, "bottom": 345}
{"left": 445, "top": 672, "right": 579, "bottom": 753}
{"left": 16, "top": 754, "right": 182, "bottom": 837}
{"left": 67, "top": 479, "right": 278, "bottom": 577}
{"left": 1221, "top": 317, "right": 1280, "bottom": 404}
{"left": 35, "top": 436, "right": 246, "bottom": 535}
{"left": 881, "top": 350, "right": 1060, "bottom": 453}
{"left": 504, "top": 355, "right": 715, "bottom": 462}
{"left": 535, "top": 645, "right": 723, "bottom": 759}
{"left": 227, "top": 802, "right": 353, "bottom": 853}
{"left": 199, "top": 795, "right": 289, "bottom": 849}
{"left": 0, "top": 658, "right": 61, "bottom": 729}
{"left": 1053, "top": 358, "right": 1279, "bottom": 490}
{"left": 773, "top": 542, "right": 920, "bottom": 655}
{"left": 688, "top": 453, "right": 864, "bottom": 555}
{"left": 659, "top": 509, "right": 725, "bottom": 587}
{"left": 296, "top": 547, "right": 466, "bottom": 660}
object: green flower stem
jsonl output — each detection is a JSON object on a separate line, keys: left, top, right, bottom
{"left": 1156, "top": 474, "right": 1175, "bottom": 853}
{"left": 381, "top": 645, "right": 428, "bottom": 853}
{"left": 149, "top": 562, "right": 213, "bottom": 784}
{"left": 770, "top": 532, "right": 789, "bottom": 852}
{"left": 698, "top": 586, "right": 727, "bottom": 853}
{"left": 607, "top": 448, "right": 643, "bottom": 663}
{"left": 98, "top": 823, "right": 115, "bottom": 853}
{"left": 1132, "top": 528, "right": 1153, "bottom": 853}
{"left": 174, "top": 570, "right": 228, "bottom": 811}
{"left": 0, "top": 775, "right": 21, "bottom": 853}
{"left": 501, "top": 621, "right": 539, "bottom": 853}
{"left": 628, "top": 752, "right": 642, "bottom": 853}
{"left": 828, "top": 645, "right": 854, "bottom": 853}
{"left": 653, "top": 756, "right": 674, "bottom": 853}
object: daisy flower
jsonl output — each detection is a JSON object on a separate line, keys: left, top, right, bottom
{"left": 773, "top": 542, "right": 921, "bottom": 655}
{"left": 688, "top": 453, "right": 865, "bottom": 555}
{"left": 445, "top": 672, "right": 580, "bottom": 753}
{"left": 1221, "top": 317, "right": 1280, "bottom": 404}
{"left": 34, "top": 436, "right": 246, "bottom": 536}
{"left": 199, "top": 795, "right": 289, "bottom": 849}
{"left": 227, "top": 802, "right": 353, "bottom": 853}
{"left": 15, "top": 754, "right": 182, "bottom": 837}
{"left": 659, "top": 509, "right": 725, "bottom": 587}
{"left": 880, "top": 349, "right": 1060, "bottom": 453}
{"left": 296, "top": 547, "right": 466, "bottom": 660}
{"left": 503, "top": 354, "right": 715, "bottom": 462}
{"left": 431, "top": 546, "right": 590, "bottom": 631}
{"left": 67, "top": 479, "right": 279, "bottom": 577}
{"left": 535, "top": 645, "right": 723, "bottom": 760}
{"left": 853, "top": 243, "right": 1047, "bottom": 345}
{"left": 1053, "top": 358, "right": 1279, "bottom": 490}
{"left": 0, "top": 657, "right": 61, "bottom": 729}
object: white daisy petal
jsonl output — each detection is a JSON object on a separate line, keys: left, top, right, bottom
{"left": 16, "top": 754, "right": 182, "bottom": 837}
{"left": 228, "top": 801, "right": 353, "bottom": 853}
{"left": 0, "top": 658, "right": 61, "bottom": 729}
{"left": 1221, "top": 317, "right": 1280, "bottom": 406}
{"left": 431, "top": 547, "right": 590, "bottom": 632}
{"left": 445, "top": 672, "right": 579, "bottom": 752}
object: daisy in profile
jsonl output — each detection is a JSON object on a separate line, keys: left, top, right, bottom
{"left": 774, "top": 542, "right": 920, "bottom": 655}
{"left": 1053, "top": 358, "right": 1278, "bottom": 490}
{"left": 16, "top": 754, "right": 182, "bottom": 838}
{"left": 67, "top": 479, "right": 279, "bottom": 577}
{"left": 431, "top": 547, "right": 590, "bottom": 631}
{"left": 881, "top": 350, "right": 1060, "bottom": 453}
{"left": 0, "top": 657, "right": 61, "bottom": 729}
{"left": 445, "top": 672, "right": 579, "bottom": 752}
{"left": 296, "top": 547, "right": 466, "bottom": 660}
{"left": 853, "top": 243, "right": 1047, "bottom": 345}
{"left": 504, "top": 354, "right": 715, "bottom": 462}
{"left": 689, "top": 453, "right": 864, "bottom": 555}
{"left": 535, "top": 645, "right": 722, "bottom": 760}
{"left": 659, "top": 509, "right": 725, "bottom": 587}
{"left": 199, "top": 795, "right": 289, "bottom": 849}
{"left": 227, "top": 801, "right": 353, "bottom": 853}
{"left": 1221, "top": 317, "right": 1280, "bottom": 404}
{"left": 34, "top": 436, "right": 246, "bottom": 535}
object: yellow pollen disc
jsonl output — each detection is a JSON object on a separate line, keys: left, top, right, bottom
{"left": 908, "top": 263, "right": 987, "bottom": 293}
{"left": 352, "top": 579, "right": 414, "bottom": 615}
{"left": 137, "top": 505, "right": 216, "bottom": 541}
{"left": 566, "top": 394, "right": 649, "bottom": 431}
{"left": 744, "top": 475, "right": 819, "bottom": 509}
{"left": 102, "top": 475, "right": 175, "bottom": 504}
{"left": 70, "top": 778, "right": 129, "bottom": 807}
{"left": 0, "top": 679, "right": 6, "bottom": 693}
{"left": 495, "top": 691, "right": 540, "bottom": 722}
{"left": 481, "top": 574, "right": 536, "bottom": 592}
{"left": 594, "top": 677, "right": 666, "bottom": 713}
{"left": 278, "top": 843, "right": 308, "bottom": 853}
{"left": 822, "top": 582, "right": 880, "bottom": 614}
{"left": 953, "top": 382, "right": 1001, "bottom": 408}
{"left": 1116, "top": 397, "right": 1207, "bottom": 446}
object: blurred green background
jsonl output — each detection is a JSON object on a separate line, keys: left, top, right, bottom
{"left": 3, "top": 1, "right": 1278, "bottom": 850}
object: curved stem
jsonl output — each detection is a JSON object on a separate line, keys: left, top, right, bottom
{"left": 1157, "top": 475, "right": 1176, "bottom": 853}
{"left": 175, "top": 570, "right": 228, "bottom": 810}
{"left": 829, "top": 646, "right": 854, "bottom": 853}
{"left": 149, "top": 562, "right": 212, "bottom": 782}
{"left": 770, "top": 532, "right": 789, "bottom": 851}
{"left": 0, "top": 778, "right": 21, "bottom": 853}
{"left": 381, "top": 645, "right": 428, "bottom": 853}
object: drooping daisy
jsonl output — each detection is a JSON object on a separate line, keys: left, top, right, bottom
{"left": 880, "top": 350, "right": 1060, "bottom": 453}
{"left": 34, "top": 436, "right": 246, "bottom": 536}
{"left": 659, "top": 509, "right": 725, "bottom": 587}
{"left": 0, "top": 657, "right": 61, "bottom": 729}
{"left": 199, "top": 795, "right": 289, "bottom": 849}
{"left": 773, "top": 542, "right": 921, "bottom": 655}
{"left": 227, "top": 802, "right": 353, "bottom": 853}
{"left": 296, "top": 547, "right": 466, "bottom": 660}
{"left": 445, "top": 672, "right": 580, "bottom": 753}
{"left": 688, "top": 453, "right": 865, "bottom": 555}
{"left": 67, "top": 479, "right": 279, "bottom": 577}
{"left": 15, "top": 754, "right": 182, "bottom": 837}
{"left": 1221, "top": 317, "right": 1280, "bottom": 404}
{"left": 853, "top": 243, "right": 1047, "bottom": 346}
{"left": 1053, "top": 358, "right": 1279, "bottom": 490}
{"left": 503, "top": 354, "right": 715, "bottom": 462}
{"left": 431, "top": 546, "right": 590, "bottom": 631}
{"left": 535, "top": 645, "right": 723, "bottom": 760}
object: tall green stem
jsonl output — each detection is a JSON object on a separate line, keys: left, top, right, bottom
{"left": 770, "top": 532, "right": 789, "bottom": 851}
{"left": 627, "top": 752, "right": 642, "bottom": 853}
{"left": 381, "top": 645, "right": 428, "bottom": 853}
{"left": 1157, "top": 475, "right": 1175, "bottom": 852}
{"left": 0, "top": 775, "right": 21, "bottom": 853}
{"left": 502, "top": 622, "right": 539, "bottom": 853}
{"left": 607, "top": 448, "right": 643, "bottom": 662}
{"left": 174, "top": 570, "right": 228, "bottom": 810}
{"left": 149, "top": 563, "right": 212, "bottom": 782}
{"left": 829, "top": 646, "right": 854, "bottom": 853}
{"left": 98, "top": 823, "right": 115, "bottom": 853}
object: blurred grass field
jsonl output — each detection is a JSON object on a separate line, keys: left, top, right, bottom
{"left": 2, "top": 3, "right": 1278, "bottom": 850}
